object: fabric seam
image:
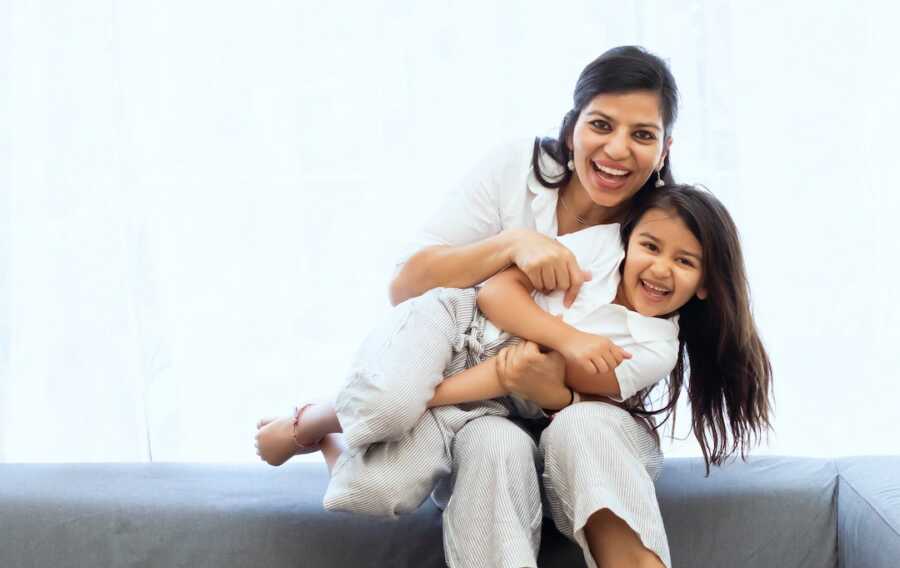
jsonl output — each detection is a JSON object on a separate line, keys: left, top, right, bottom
{"left": 838, "top": 471, "right": 900, "bottom": 539}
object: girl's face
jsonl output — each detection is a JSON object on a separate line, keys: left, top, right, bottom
{"left": 618, "top": 208, "right": 707, "bottom": 318}
{"left": 567, "top": 91, "right": 671, "bottom": 210}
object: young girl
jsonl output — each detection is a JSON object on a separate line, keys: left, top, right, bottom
{"left": 255, "top": 184, "right": 772, "bottom": 483}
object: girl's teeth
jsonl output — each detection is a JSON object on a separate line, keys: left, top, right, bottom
{"left": 642, "top": 280, "right": 670, "bottom": 294}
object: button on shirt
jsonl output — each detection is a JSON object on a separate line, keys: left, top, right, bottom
{"left": 398, "top": 138, "right": 679, "bottom": 402}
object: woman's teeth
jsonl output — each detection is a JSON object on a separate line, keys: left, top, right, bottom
{"left": 592, "top": 162, "right": 629, "bottom": 177}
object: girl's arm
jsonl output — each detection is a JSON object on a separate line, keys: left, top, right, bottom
{"left": 426, "top": 358, "right": 506, "bottom": 407}
{"left": 427, "top": 344, "right": 573, "bottom": 411}
{"left": 477, "top": 266, "right": 626, "bottom": 398}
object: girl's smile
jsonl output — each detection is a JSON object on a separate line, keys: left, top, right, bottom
{"left": 616, "top": 207, "right": 707, "bottom": 318}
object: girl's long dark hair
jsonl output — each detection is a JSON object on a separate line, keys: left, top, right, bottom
{"left": 531, "top": 46, "right": 679, "bottom": 191}
{"left": 621, "top": 185, "right": 774, "bottom": 475}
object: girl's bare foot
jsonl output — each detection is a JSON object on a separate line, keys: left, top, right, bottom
{"left": 320, "top": 433, "right": 347, "bottom": 475}
{"left": 254, "top": 403, "right": 342, "bottom": 466}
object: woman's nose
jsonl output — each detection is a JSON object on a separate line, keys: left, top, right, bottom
{"left": 603, "top": 130, "right": 630, "bottom": 160}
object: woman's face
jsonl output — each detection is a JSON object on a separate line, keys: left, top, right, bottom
{"left": 567, "top": 91, "right": 670, "bottom": 209}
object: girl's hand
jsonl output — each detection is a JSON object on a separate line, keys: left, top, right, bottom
{"left": 559, "top": 331, "right": 632, "bottom": 375}
{"left": 495, "top": 341, "right": 571, "bottom": 410}
{"left": 508, "top": 229, "right": 589, "bottom": 307}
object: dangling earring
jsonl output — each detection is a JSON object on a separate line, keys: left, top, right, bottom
{"left": 567, "top": 158, "right": 574, "bottom": 171}
{"left": 655, "top": 168, "right": 665, "bottom": 188}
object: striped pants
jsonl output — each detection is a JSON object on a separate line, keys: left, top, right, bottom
{"left": 323, "top": 288, "right": 670, "bottom": 568}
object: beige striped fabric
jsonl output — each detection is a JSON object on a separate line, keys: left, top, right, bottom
{"left": 324, "top": 287, "right": 670, "bottom": 568}
{"left": 541, "top": 402, "right": 669, "bottom": 568}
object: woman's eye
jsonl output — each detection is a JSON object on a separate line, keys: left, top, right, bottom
{"left": 641, "top": 242, "right": 658, "bottom": 252}
{"left": 634, "top": 130, "right": 656, "bottom": 141}
{"left": 677, "top": 258, "right": 695, "bottom": 268}
{"left": 591, "top": 120, "right": 611, "bottom": 131}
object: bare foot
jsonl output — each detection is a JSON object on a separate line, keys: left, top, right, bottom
{"left": 320, "top": 433, "right": 347, "bottom": 475}
{"left": 255, "top": 403, "right": 342, "bottom": 467}
{"left": 255, "top": 414, "right": 310, "bottom": 466}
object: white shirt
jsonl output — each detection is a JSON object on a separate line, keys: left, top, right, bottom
{"left": 400, "top": 138, "right": 679, "bottom": 402}
{"left": 527, "top": 224, "right": 679, "bottom": 402}
{"left": 396, "top": 138, "right": 564, "bottom": 270}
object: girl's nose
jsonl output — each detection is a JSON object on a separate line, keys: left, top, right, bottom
{"left": 650, "top": 259, "right": 672, "bottom": 278}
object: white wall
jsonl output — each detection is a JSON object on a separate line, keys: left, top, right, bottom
{"left": 1, "top": 0, "right": 898, "bottom": 462}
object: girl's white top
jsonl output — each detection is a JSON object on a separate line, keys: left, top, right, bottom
{"left": 398, "top": 138, "right": 679, "bottom": 402}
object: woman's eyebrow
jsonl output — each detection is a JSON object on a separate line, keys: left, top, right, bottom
{"left": 585, "top": 110, "right": 661, "bottom": 130}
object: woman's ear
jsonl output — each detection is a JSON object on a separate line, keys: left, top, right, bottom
{"left": 696, "top": 287, "right": 708, "bottom": 300}
{"left": 660, "top": 136, "right": 673, "bottom": 168}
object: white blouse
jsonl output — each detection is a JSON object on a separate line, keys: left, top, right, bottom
{"left": 400, "top": 138, "right": 678, "bottom": 401}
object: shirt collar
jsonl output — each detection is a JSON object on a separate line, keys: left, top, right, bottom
{"left": 527, "top": 146, "right": 567, "bottom": 236}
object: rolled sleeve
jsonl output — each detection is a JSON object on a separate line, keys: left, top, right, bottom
{"left": 610, "top": 340, "right": 677, "bottom": 401}
{"left": 393, "top": 141, "right": 531, "bottom": 272}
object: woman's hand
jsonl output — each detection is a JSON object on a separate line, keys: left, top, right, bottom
{"left": 508, "top": 229, "right": 589, "bottom": 307}
{"left": 558, "top": 330, "right": 632, "bottom": 375}
{"left": 495, "top": 341, "right": 571, "bottom": 410}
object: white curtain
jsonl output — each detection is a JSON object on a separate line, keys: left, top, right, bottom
{"left": 2, "top": 0, "right": 898, "bottom": 463}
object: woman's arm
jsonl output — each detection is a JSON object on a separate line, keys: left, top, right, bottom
{"left": 390, "top": 229, "right": 587, "bottom": 307}
{"left": 390, "top": 231, "right": 517, "bottom": 306}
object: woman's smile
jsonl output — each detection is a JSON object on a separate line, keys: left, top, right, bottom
{"left": 565, "top": 91, "right": 670, "bottom": 213}
{"left": 589, "top": 159, "right": 632, "bottom": 191}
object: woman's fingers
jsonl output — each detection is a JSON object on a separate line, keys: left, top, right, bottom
{"left": 526, "top": 267, "right": 545, "bottom": 292}
{"left": 556, "top": 263, "right": 571, "bottom": 295}
{"left": 563, "top": 261, "right": 587, "bottom": 308}
{"left": 541, "top": 265, "right": 557, "bottom": 293}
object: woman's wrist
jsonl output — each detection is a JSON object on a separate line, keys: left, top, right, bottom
{"left": 499, "top": 227, "right": 524, "bottom": 267}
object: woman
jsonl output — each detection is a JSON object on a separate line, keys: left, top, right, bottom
{"left": 324, "top": 46, "right": 680, "bottom": 568}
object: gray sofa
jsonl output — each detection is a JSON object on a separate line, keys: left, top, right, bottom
{"left": 1, "top": 456, "right": 898, "bottom": 567}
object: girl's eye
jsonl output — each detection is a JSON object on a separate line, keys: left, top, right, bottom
{"left": 634, "top": 130, "right": 657, "bottom": 141}
{"left": 590, "top": 120, "right": 611, "bottom": 131}
{"left": 641, "top": 242, "right": 658, "bottom": 252}
{"left": 677, "top": 258, "right": 695, "bottom": 268}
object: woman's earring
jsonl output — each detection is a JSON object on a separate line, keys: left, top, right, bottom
{"left": 567, "top": 159, "right": 574, "bottom": 171}
{"left": 655, "top": 168, "right": 665, "bottom": 188}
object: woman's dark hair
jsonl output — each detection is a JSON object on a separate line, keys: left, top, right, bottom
{"left": 619, "top": 184, "right": 774, "bottom": 475}
{"left": 532, "top": 46, "right": 679, "bottom": 191}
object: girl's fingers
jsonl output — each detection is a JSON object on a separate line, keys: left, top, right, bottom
{"left": 600, "top": 352, "right": 616, "bottom": 372}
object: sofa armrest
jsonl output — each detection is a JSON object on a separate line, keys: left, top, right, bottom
{"left": 837, "top": 456, "right": 900, "bottom": 568}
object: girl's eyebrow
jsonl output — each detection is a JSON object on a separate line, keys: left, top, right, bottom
{"left": 586, "top": 110, "right": 662, "bottom": 131}
{"left": 638, "top": 232, "right": 703, "bottom": 260}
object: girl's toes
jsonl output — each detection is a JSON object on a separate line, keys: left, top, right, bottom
{"left": 256, "top": 417, "right": 277, "bottom": 430}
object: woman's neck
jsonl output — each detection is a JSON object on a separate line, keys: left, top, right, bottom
{"left": 557, "top": 180, "right": 626, "bottom": 234}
